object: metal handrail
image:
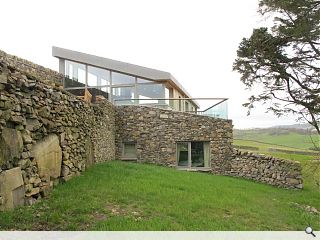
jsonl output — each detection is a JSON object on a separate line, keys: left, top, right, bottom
{"left": 113, "top": 98, "right": 228, "bottom": 118}
{"left": 114, "top": 97, "right": 228, "bottom": 101}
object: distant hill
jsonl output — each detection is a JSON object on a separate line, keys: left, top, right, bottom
{"left": 270, "top": 123, "right": 314, "bottom": 130}
{"left": 234, "top": 124, "right": 319, "bottom": 150}
{"left": 236, "top": 123, "right": 318, "bottom": 135}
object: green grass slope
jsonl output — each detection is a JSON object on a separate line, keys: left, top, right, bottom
{"left": 0, "top": 161, "right": 319, "bottom": 230}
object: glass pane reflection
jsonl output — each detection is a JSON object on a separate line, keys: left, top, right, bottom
{"left": 112, "top": 72, "right": 135, "bottom": 85}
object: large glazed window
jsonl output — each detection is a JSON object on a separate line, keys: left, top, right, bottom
{"left": 177, "top": 142, "right": 210, "bottom": 168}
{"left": 87, "top": 66, "right": 110, "bottom": 88}
{"left": 65, "top": 60, "right": 86, "bottom": 87}
{"left": 137, "top": 84, "right": 165, "bottom": 104}
{"left": 112, "top": 86, "right": 135, "bottom": 104}
{"left": 112, "top": 72, "right": 135, "bottom": 85}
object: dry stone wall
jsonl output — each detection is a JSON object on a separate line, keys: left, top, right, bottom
{"left": 116, "top": 106, "right": 303, "bottom": 189}
{"left": 0, "top": 51, "right": 115, "bottom": 210}
{"left": 115, "top": 105, "right": 234, "bottom": 173}
{"left": 228, "top": 149, "right": 303, "bottom": 189}
{"left": 0, "top": 50, "right": 63, "bottom": 85}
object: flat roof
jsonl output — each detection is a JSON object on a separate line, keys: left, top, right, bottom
{"left": 52, "top": 46, "right": 199, "bottom": 107}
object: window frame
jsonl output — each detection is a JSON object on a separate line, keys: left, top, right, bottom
{"left": 176, "top": 141, "right": 211, "bottom": 170}
{"left": 121, "top": 142, "right": 137, "bottom": 160}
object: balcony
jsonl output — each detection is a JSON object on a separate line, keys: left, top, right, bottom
{"left": 113, "top": 98, "right": 228, "bottom": 120}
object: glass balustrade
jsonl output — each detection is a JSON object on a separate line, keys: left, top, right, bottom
{"left": 62, "top": 60, "right": 228, "bottom": 119}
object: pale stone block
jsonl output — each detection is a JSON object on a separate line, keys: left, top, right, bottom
{"left": 0, "top": 127, "right": 23, "bottom": 165}
{"left": 32, "top": 134, "right": 62, "bottom": 179}
{"left": 0, "top": 167, "right": 25, "bottom": 210}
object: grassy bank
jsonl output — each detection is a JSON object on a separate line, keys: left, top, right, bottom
{"left": 0, "top": 161, "right": 319, "bottom": 230}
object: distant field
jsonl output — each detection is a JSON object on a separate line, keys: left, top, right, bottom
{"left": 234, "top": 138, "right": 318, "bottom": 154}
{"left": 233, "top": 139, "right": 318, "bottom": 163}
{"left": 233, "top": 139, "right": 316, "bottom": 162}
{"left": 234, "top": 131, "right": 319, "bottom": 150}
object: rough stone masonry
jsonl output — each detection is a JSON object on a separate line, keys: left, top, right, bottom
{"left": 115, "top": 105, "right": 234, "bottom": 174}
{"left": 0, "top": 49, "right": 303, "bottom": 210}
{"left": 115, "top": 106, "right": 303, "bottom": 189}
{"left": 0, "top": 50, "right": 115, "bottom": 210}
{"left": 229, "top": 149, "right": 303, "bottom": 189}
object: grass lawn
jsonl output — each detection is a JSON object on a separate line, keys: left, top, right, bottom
{"left": 0, "top": 161, "right": 319, "bottom": 231}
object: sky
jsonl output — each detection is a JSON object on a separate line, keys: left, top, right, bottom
{"left": 0, "top": 0, "right": 300, "bottom": 129}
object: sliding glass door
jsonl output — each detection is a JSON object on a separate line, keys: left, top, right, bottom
{"left": 177, "top": 142, "right": 210, "bottom": 168}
